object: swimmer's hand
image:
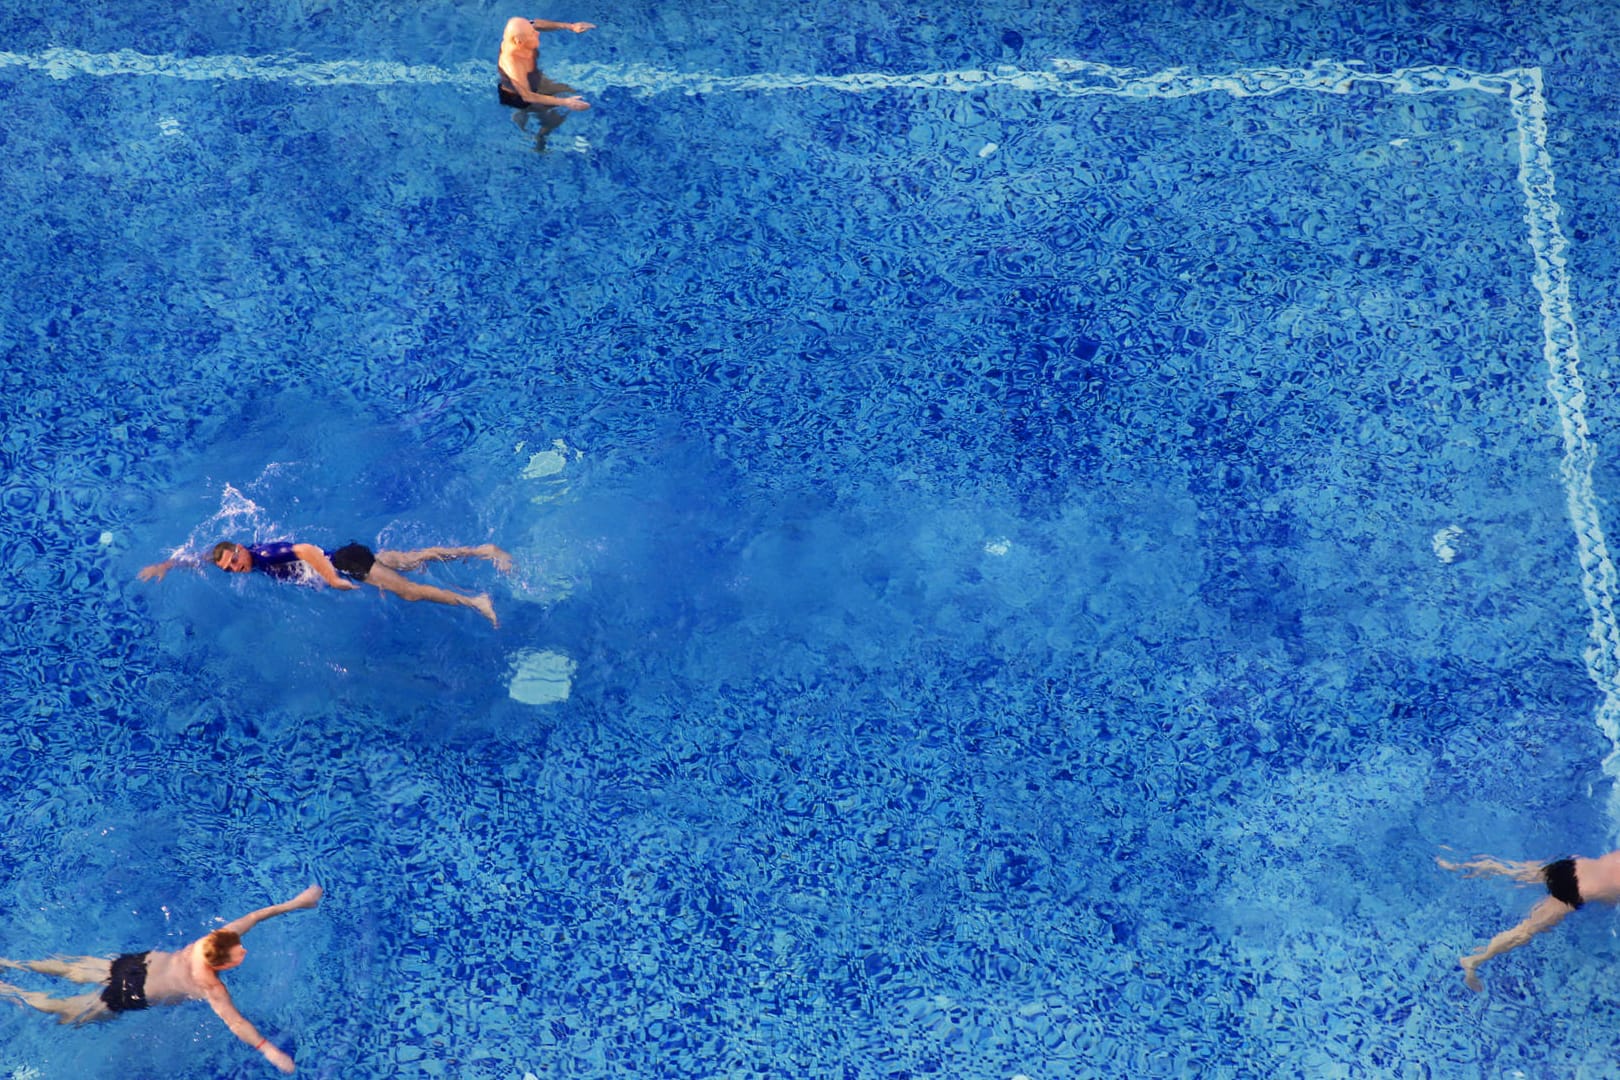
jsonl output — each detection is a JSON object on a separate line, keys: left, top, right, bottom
{"left": 263, "top": 1043, "right": 295, "bottom": 1073}
{"left": 559, "top": 96, "right": 590, "bottom": 112}
{"left": 138, "top": 560, "right": 176, "bottom": 581}
{"left": 567, "top": 21, "right": 595, "bottom": 32}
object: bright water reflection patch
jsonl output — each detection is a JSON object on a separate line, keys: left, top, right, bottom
{"left": 507, "top": 648, "right": 577, "bottom": 704}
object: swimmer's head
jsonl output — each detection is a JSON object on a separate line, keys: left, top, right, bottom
{"left": 211, "top": 541, "right": 250, "bottom": 573}
{"left": 202, "top": 930, "right": 245, "bottom": 971}
{"left": 503, "top": 17, "right": 539, "bottom": 47}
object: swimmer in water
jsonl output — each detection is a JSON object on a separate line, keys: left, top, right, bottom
{"left": 1437, "top": 850, "right": 1620, "bottom": 990}
{"left": 498, "top": 15, "right": 595, "bottom": 150}
{"left": 140, "top": 540, "right": 512, "bottom": 627}
{"left": 0, "top": 884, "right": 323, "bottom": 1074}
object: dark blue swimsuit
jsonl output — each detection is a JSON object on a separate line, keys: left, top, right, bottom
{"left": 248, "top": 541, "right": 374, "bottom": 582}
{"left": 247, "top": 542, "right": 326, "bottom": 582}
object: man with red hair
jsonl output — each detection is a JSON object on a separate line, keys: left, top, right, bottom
{"left": 0, "top": 884, "right": 323, "bottom": 1074}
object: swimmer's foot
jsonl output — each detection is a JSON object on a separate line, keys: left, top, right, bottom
{"left": 532, "top": 134, "right": 551, "bottom": 154}
{"left": 1460, "top": 956, "right": 1484, "bottom": 993}
{"left": 472, "top": 593, "right": 498, "bottom": 628}
{"left": 478, "top": 544, "right": 513, "bottom": 573}
{"left": 511, "top": 110, "right": 531, "bottom": 132}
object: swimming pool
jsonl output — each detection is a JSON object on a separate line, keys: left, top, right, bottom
{"left": 4, "top": 0, "right": 1620, "bottom": 1075}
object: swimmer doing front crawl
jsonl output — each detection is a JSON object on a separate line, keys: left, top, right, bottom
{"left": 1437, "top": 850, "right": 1620, "bottom": 990}
{"left": 140, "top": 538, "right": 512, "bottom": 627}
{"left": 0, "top": 884, "right": 323, "bottom": 1074}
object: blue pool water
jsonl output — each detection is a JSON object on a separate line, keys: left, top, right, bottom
{"left": 5, "top": 0, "right": 1620, "bottom": 1076}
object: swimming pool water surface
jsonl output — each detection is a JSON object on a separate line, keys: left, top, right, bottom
{"left": 5, "top": 0, "right": 1620, "bottom": 1077}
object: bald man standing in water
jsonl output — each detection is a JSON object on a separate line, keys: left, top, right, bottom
{"left": 1438, "top": 851, "right": 1620, "bottom": 990}
{"left": 499, "top": 15, "right": 595, "bottom": 149}
{"left": 0, "top": 885, "right": 323, "bottom": 1074}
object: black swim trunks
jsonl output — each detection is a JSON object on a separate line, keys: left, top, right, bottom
{"left": 101, "top": 952, "right": 150, "bottom": 1012}
{"left": 331, "top": 543, "right": 376, "bottom": 582}
{"left": 1544, "top": 858, "right": 1584, "bottom": 908}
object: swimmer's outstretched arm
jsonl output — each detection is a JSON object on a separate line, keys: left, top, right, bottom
{"left": 529, "top": 19, "right": 595, "bottom": 33}
{"left": 535, "top": 92, "right": 591, "bottom": 111}
{"left": 219, "top": 884, "right": 324, "bottom": 937}
{"left": 203, "top": 983, "right": 296, "bottom": 1074}
{"left": 291, "top": 545, "right": 358, "bottom": 591}
{"left": 138, "top": 555, "right": 200, "bottom": 581}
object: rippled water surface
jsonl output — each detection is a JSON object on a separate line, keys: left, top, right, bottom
{"left": 5, "top": 1, "right": 1620, "bottom": 1076}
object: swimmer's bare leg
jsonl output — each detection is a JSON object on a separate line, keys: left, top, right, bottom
{"left": 536, "top": 106, "right": 567, "bottom": 138}
{"left": 533, "top": 106, "right": 566, "bottom": 152}
{"left": 512, "top": 108, "right": 532, "bottom": 131}
{"left": 0, "top": 982, "right": 109, "bottom": 1025}
{"left": 1435, "top": 854, "right": 1547, "bottom": 883}
{"left": 1459, "top": 895, "right": 1572, "bottom": 992}
{"left": 0, "top": 955, "right": 113, "bottom": 984}
{"left": 374, "top": 546, "right": 512, "bottom": 574}
{"left": 366, "top": 564, "right": 498, "bottom": 627}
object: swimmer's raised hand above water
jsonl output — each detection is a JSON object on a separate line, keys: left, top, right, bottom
{"left": 140, "top": 540, "right": 512, "bottom": 627}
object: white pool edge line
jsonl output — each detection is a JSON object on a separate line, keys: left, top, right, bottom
{"left": 1501, "top": 70, "right": 1620, "bottom": 789}
{"left": 7, "top": 52, "right": 1616, "bottom": 781}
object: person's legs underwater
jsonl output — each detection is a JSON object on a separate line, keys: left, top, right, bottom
{"left": 529, "top": 73, "right": 578, "bottom": 150}
{"left": 0, "top": 956, "right": 116, "bottom": 1025}
{"left": 374, "top": 545, "right": 511, "bottom": 574}
{"left": 365, "top": 563, "right": 498, "bottom": 627}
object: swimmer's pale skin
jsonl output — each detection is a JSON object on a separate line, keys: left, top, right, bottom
{"left": 139, "top": 542, "right": 513, "bottom": 627}
{"left": 500, "top": 16, "right": 594, "bottom": 117}
{"left": 0, "top": 884, "right": 323, "bottom": 1074}
{"left": 1437, "top": 851, "right": 1620, "bottom": 991}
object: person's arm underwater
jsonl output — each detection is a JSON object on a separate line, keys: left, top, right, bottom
{"left": 292, "top": 545, "right": 358, "bottom": 590}
{"left": 203, "top": 983, "right": 295, "bottom": 1074}
{"left": 138, "top": 554, "right": 199, "bottom": 581}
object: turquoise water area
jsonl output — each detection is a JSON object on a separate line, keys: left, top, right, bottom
{"left": 5, "top": 0, "right": 1620, "bottom": 1076}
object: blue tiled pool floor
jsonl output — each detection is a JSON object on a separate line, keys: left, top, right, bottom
{"left": 6, "top": 3, "right": 1620, "bottom": 1076}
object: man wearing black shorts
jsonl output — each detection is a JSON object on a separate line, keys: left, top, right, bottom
{"left": 1437, "top": 850, "right": 1620, "bottom": 990}
{"left": 499, "top": 15, "right": 595, "bottom": 148}
{"left": 0, "top": 885, "right": 323, "bottom": 1074}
